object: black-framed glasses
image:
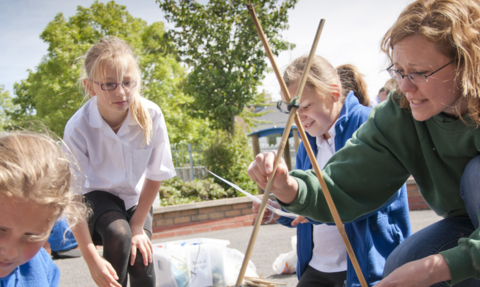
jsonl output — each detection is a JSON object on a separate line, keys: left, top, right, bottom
{"left": 387, "top": 61, "right": 453, "bottom": 84}
{"left": 93, "top": 80, "right": 137, "bottom": 91}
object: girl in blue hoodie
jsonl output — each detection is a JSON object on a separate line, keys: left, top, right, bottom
{"left": 254, "top": 56, "right": 411, "bottom": 287}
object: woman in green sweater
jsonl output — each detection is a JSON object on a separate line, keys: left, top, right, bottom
{"left": 247, "top": 0, "right": 480, "bottom": 286}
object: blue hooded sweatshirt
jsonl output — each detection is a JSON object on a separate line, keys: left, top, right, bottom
{"left": 276, "top": 92, "right": 412, "bottom": 287}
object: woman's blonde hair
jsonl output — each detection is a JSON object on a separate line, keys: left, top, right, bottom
{"left": 381, "top": 0, "right": 480, "bottom": 124}
{"left": 80, "top": 37, "right": 152, "bottom": 146}
{"left": 0, "top": 132, "right": 87, "bottom": 228}
{"left": 336, "top": 64, "right": 370, "bottom": 107}
{"left": 283, "top": 55, "right": 341, "bottom": 100}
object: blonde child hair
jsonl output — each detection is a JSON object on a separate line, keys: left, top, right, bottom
{"left": 283, "top": 55, "right": 370, "bottom": 107}
{"left": 283, "top": 55, "right": 341, "bottom": 99}
{"left": 381, "top": 0, "right": 480, "bottom": 124}
{"left": 80, "top": 37, "right": 153, "bottom": 146}
{"left": 0, "top": 131, "right": 86, "bottom": 229}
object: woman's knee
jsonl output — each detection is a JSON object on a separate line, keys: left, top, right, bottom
{"left": 128, "top": 252, "right": 154, "bottom": 279}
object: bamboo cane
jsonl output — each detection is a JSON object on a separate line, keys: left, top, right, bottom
{"left": 236, "top": 4, "right": 369, "bottom": 287}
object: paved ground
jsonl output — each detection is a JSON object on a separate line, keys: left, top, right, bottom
{"left": 54, "top": 209, "right": 442, "bottom": 286}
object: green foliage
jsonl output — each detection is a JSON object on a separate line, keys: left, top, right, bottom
{"left": 205, "top": 127, "right": 258, "bottom": 195}
{"left": 159, "top": 177, "right": 234, "bottom": 206}
{"left": 157, "top": 0, "right": 297, "bottom": 132}
{"left": 0, "top": 85, "right": 18, "bottom": 131}
{"left": 6, "top": 1, "right": 213, "bottom": 143}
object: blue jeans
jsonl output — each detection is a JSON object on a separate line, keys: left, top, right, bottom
{"left": 383, "top": 155, "right": 480, "bottom": 286}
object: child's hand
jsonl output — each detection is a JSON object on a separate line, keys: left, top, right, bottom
{"left": 252, "top": 199, "right": 281, "bottom": 224}
{"left": 130, "top": 226, "right": 153, "bottom": 267}
{"left": 88, "top": 255, "right": 121, "bottom": 287}
{"left": 291, "top": 216, "right": 309, "bottom": 226}
{"left": 247, "top": 151, "right": 299, "bottom": 204}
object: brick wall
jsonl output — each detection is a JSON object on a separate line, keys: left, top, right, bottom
{"left": 151, "top": 196, "right": 266, "bottom": 240}
{"left": 406, "top": 177, "right": 430, "bottom": 210}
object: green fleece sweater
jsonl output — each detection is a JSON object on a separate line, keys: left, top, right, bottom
{"left": 281, "top": 94, "right": 480, "bottom": 285}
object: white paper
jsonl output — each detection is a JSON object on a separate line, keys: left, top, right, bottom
{"left": 207, "top": 170, "right": 298, "bottom": 219}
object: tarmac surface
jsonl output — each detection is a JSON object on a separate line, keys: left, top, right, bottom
{"left": 54, "top": 209, "right": 442, "bottom": 287}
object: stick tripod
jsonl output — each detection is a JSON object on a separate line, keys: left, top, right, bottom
{"left": 235, "top": 4, "right": 368, "bottom": 287}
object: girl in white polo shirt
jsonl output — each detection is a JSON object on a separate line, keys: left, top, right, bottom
{"left": 64, "top": 37, "right": 176, "bottom": 287}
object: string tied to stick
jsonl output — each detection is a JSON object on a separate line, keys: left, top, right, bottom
{"left": 276, "top": 96, "right": 300, "bottom": 114}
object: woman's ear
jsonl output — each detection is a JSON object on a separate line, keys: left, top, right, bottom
{"left": 84, "top": 79, "right": 96, "bottom": 96}
{"left": 331, "top": 84, "right": 341, "bottom": 102}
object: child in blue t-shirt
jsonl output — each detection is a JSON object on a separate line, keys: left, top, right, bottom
{"left": 0, "top": 132, "right": 86, "bottom": 287}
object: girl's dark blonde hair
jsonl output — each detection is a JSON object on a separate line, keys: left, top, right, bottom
{"left": 336, "top": 64, "right": 370, "bottom": 107}
{"left": 80, "top": 37, "right": 152, "bottom": 146}
{"left": 283, "top": 55, "right": 341, "bottom": 100}
{"left": 0, "top": 132, "right": 86, "bottom": 227}
{"left": 381, "top": 0, "right": 480, "bottom": 124}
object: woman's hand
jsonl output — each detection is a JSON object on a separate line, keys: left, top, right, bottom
{"left": 86, "top": 254, "right": 121, "bottom": 287}
{"left": 374, "top": 255, "right": 451, "bottom": 287}
{"left": 247, "top": 151, "right": 299, "bottom": 204}
{"left": 252, "top": 199, "right": 281, "bottom": 224}
{"left": 130, "top": 225, "right": 153, "bottom": 267}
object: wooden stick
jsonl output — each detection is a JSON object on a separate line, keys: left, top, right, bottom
{"left": 237, "top": 4, "right": 369, "bottom": 287}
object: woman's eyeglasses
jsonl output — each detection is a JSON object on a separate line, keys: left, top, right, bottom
{"left": 387, "top": 61, "right": 453, "bottom": 84}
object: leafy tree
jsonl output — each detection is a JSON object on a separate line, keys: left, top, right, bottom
{"left": 0, "top": 85, "right": 18, "bottom": 131}
{"left": 7, "top": 1, "right": 212, "bottom": 142}
{"left": 157, "top": 0, "right": 297, "bottom": 132}
{"left": 204, "top": 127, "right": 258, "bottom": 195}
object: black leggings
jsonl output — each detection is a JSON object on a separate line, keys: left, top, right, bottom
{"left": 95, "top": 210, "right": 155, "bottom": 287}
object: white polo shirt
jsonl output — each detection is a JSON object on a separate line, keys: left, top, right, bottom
{"left": 63, "top": 96, "right": 176, "bottom": 210}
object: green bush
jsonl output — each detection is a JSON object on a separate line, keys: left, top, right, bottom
{"left": 158, "top": 177, "right": 235, "bottom": 206}
{"left": 204, "top": 128, "right": 258, "bottom": 197}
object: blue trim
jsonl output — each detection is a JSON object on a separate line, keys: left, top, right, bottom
{"left": 249, "top": 126, "right": 298, "bottom": 138}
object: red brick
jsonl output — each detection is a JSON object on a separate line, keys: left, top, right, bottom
{"left": 183, "top": 221, "right": 202, "bottom": 228}
{"left": 156, "top": 231, "right": 176, "bottom": 238}
{"left": 242, "top": 220, "right": 254, "bottom": 226}
{"left": 166, "top": 223, "right": 184, "bottom": 231}
{"left": 175, "top": 229, "right": 194, "bottom": 236}
{"left": 217, "top": 217, "right": 235, "bottom": 224}
{"left": 408, "top": 197, "right": 426, "bottom": 204}
{"left": 174, "top": 216, "right": 191, "bottom": 224}
{"left": 408, "top": 190, "right": 422, "bottom": 197}
{"left": 199, "top": 207, "right": 216, "bottom": 214}
{"left": 199, "top": 220, "right": 217, "bottom": 227}
{"left": 208, "top": 211, "right": 225, "bottom": 220}
{"left": 181, "top": 209, "right": 199, "bottom": 216}
{"left": 233, "top": 203, "right": 250, "bottom": 210}
{"left": 225, "top": 210, "right": 241, "bottom": 217}
{"left": 193, "top": 227, "right": 211, "bottom": 234}
{"left": 152, "top": 226, "right": 167, "bottom": 233}
{"left": 153, "top": 213, "right": 164, "bottom": 219}
{"left": 227, "top": 222, "right": 243, "bottom": 229}
{"left": 210, "top": 224, "right": 227, "bottom": 231}
{"left": 234, "top": 215, "right": 251, "bottom": 222}
{"left": 217, "top": 205, "right": 232, "bottom": 211}
{"left": 191, "top": 214, "right": 209, "bottom": 222}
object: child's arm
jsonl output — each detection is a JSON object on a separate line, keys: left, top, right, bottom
{"left": 71, "top": 220, "right": 121, "bottom": 287}
{"left": 128, "top": 178, "right": 162, "bottom": 266}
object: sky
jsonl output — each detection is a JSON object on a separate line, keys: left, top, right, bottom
{"left": 0, "top": 0, "right": 413, "bottom": 102}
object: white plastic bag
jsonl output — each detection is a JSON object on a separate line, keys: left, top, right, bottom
{"left": 272, "top": 236, "right": 297, "bottom": 274}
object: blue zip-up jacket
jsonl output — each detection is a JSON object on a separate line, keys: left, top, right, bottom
{"left": 276, "top": 92, "right": 412, "bottom": 287}
{"left": 0, "top": 248, "right": 60, "bottom": 287}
